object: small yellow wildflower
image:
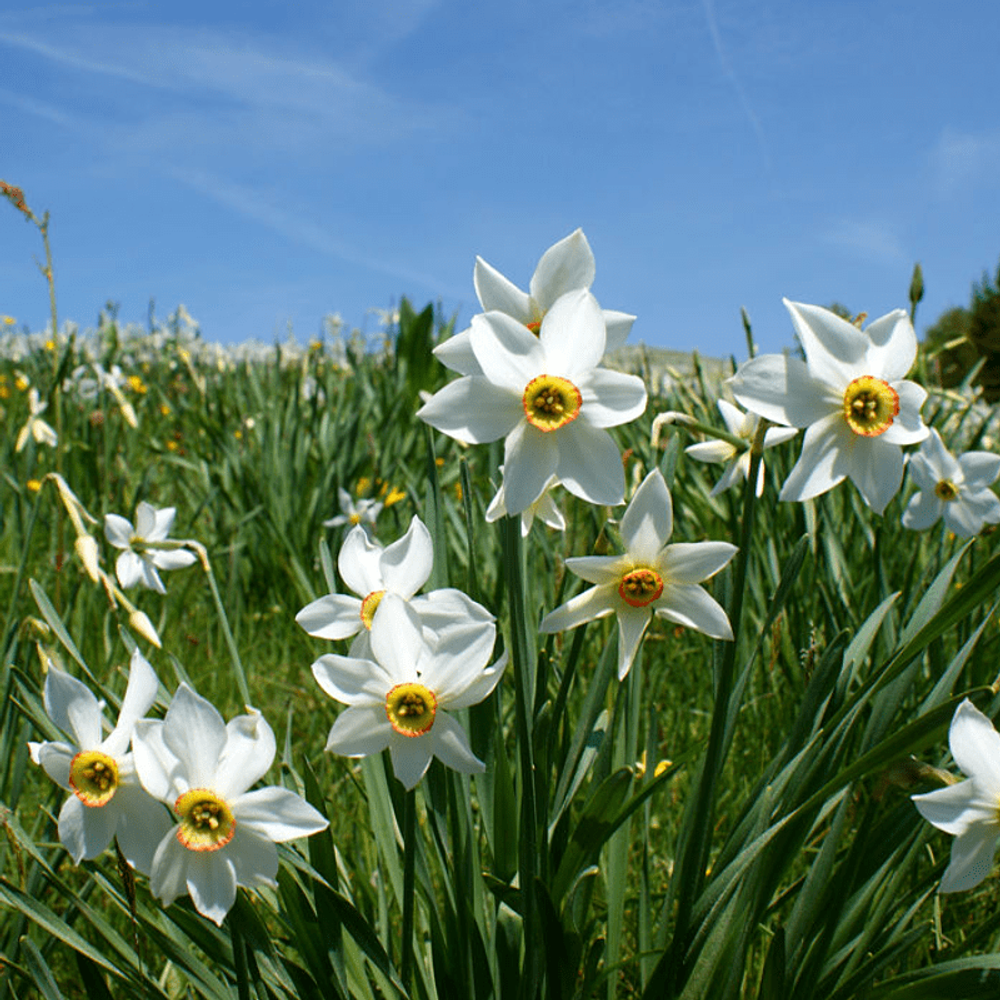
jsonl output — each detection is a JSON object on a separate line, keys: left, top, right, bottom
{"left": 166, "top": 440, "right": 179, "bottom": 452}
{"left": 127, "top": 374, "right": 147, "bottom": 395}
{"left": 384, "top": 487, "right": 406, "bottom": 507}
{"left": 26, "top": 479, "right": 42, "bottom": 493}
{"left": 1, "top": 316, "right": 15, "bottom": 326}
{"left": 45, "top": 339, "right": 57, "bottom": 352}
{"left": 356, "top": 476, "right": 372, "bottom": 495}
{"left": 15, "top": 373, "right": 29, "bottom": 391}
{"left": 159, "top": 403, "right": 172, "bottom": 417}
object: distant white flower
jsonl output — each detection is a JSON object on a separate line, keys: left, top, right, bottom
{"left": 729, "top": 300, "right": 929, "bottom": 514}
{"left": 28, "top": 651, "right": 171, "bottom": 873}
{"left": 16, "top": 388, "right": 58, "bottom": 452}
{"left": 434, "top": 229, "right": 635, "bottom": 376}
{"left": 418, "top": 289, "right": 647, "bottom": 514}
{"left": 323, "top": 487, "right": 383, "bottom": 531}
{"left": 684, "top": 400, "right": 798, "bottom": 497}
{"left": 132, "top": 684, "right": 328, "bottom": 925}
{"left": 913, "top": 699, "right": 1000, "bottom": 892}
{"left": 539, "top": 469, "right": 737, "bottom": 679}
{"left": 104, "top": 502, "right": 197, "bottom": 594}
{"left": 902, "top": 429, "right": 1000, "bottom": 537}
{"left": 484, "top": 470, "right": 565, "bottom": 536}
{"left": 296, "top": 516, "right": 493, "bottom": 656}
{"left": 312, "top": 594, "right": 506, "bottom": 789}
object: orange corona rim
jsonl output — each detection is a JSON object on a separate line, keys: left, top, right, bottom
{"left": 69, "top": 750, "right": 119, "bottom": 808}
{"left": 522, "top": 374, "right": 583, "bottom": 433}
{"left": 385, "top": 682, "right": 437, "bottom": 737}
{"left": 360, "top": 590, "right": 386, "bottom": 630}
{"left": 842, "top": 376, "right": 899, "bottom": 437}
{"left": 618, "top": 568, "right": 664, "bottom": 608}
{"left": 175, "top": 789, "right": 236, "bottom": 852}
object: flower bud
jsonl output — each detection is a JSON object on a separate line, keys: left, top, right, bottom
{"left": 129, "top": 610, "right": 161, "bottom": 648}
{"left": 74, "top": 534, "right": 101, "bottom": 583}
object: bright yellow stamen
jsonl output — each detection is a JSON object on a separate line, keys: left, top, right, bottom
{"left": 385, "top": 682, "right": 437, "bottom": 737}
{"left": 360, "top": 590, "right": 386, "bottom": 630}
{"left": 618, "top": 568, "right": 664, "bottom": 608}
{"left": 934, "top": 480, "right": 959, "bottom": 501}
{"left": 349, "top": 512, "right": 362, "bottom": 525}
{"left": 69, "top": 750, "right": 119, "bottom": 808}
{"left": 175, "top": 789, "right": 236, "bottom": 852}
{"left": 522, "top": 374, "right": 582, "bottom": 433}
{"left": 842, "top": 376, "right": 899, "bottom": 437}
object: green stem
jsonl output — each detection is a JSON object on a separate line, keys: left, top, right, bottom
{"left": 500, "top": 514, "right": 541, "bottom": 999}
{"left": 401, "top": 787, "right": 416, "bottom": 992}
{"left": 198, "top": 547, "right": 251, "bottom": 707}
{"left": 228, "top": 911, "right": 251, "bottom": 1000}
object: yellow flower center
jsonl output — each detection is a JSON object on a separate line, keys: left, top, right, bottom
{"left": 617, "top": 568, "right": 664, "bottom": 608}
{"left": 842, "top": 376, "right": 899, "bottom": 437}
{"left": 69, "top": 750, "right": 119, "bottom": 807}
{"left": 385, "top": 682, "right": 437, "bottom": 737}
{"left": 349, "top": 512, "right": 362, "bottom": 525}
{"left": 522, "top": 374, "right": 583, "bottom": 433}
{"left": 360, "top": 590, "right": 386, "bottom": 630}
{"left": 934, "top": 480, "right": 959, "bottom": 501}
{"left": 175, "top": 789, "right": 236, "bottom": 852}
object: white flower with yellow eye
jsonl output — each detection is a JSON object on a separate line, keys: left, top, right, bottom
{"left": 16, "top": 387, "right": 58, "bottom": 452}
{"left": 104, "top": 502, "right": 197, "bottom": 594}
{"left": 311, "top": 594, "right": 507, "bottom": 789}
{"left": 323, "top": 487, "right": 383, "bottom": 531}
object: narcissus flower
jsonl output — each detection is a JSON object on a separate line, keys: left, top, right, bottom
{"left": 28, "top": 651, "right": 171, "bottom": 872}
{"left": 485, "top": 470, "right": 565, "bottom": 536}
{"left": 902, "top": 429, "right": 1000, "bottom": 537}
{"left": 132, "top": 685, "right": 328, "bottom": 925}
{"left": 323, "top": 486, "right": 383, "bottom": 531}
{"left": 312, "top": 594, "right": 507, "bottom": 789}
{"left": 729, "top": 300, "right": 929, "bottom": 514}
{"left": 912, "top": 699, "right": 1000, "bottom": 892}
{"left": 296, "top": 516, "right": 494, "bottom": 655}
{"left": 434, "top": 229, "right": 635, "bottom": 376}
{"left": 684, "top": 399, "right": 798, "bottom": 497}
{"left": 16, "top": 387, "right": 58, "bottom": 452}
{"left": 104, "top": 502, "right": 197, "bottom": 593}
{"left": 539, "top": 469, "right": 737, "bottom": 679}
{"left": 418, "top": 288, "right": 647, "bottom": 514}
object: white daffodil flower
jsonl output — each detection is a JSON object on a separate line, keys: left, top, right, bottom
{"left": 104, "top": 501, "right": 197, "bottom": 594}
{"left": 902, "top": 429, "right": 1000, "bottom": 537}
{"left": 15, "top": 387, "right": 58, "bottom": 452}
{"left": 912, "top": 699, "right": 1000, "bottom": 892}
{"left": 418, "top": 289, "right": 647, "bottom": 514}
{"left": 539, "top": 469, "right": 737, "bottom": 680}
{"left": 684, "top": 399, "right": 798, "bottom": 498}
{"left": 729, "top": 300, "right": 929, "bottom": 515}
{"left": 434, "top": 229, "right": 636, "bottom": 376}
{"left": 312, "top": 594, "right": 507, "bottom": 790}
{"left": 296, "top": 516, "right": 494, "bottom": 657}
{"left": 132, "top": 685, "right": 328, "bottom": 925}
{"left": 484, "top": 470, "right": 565, "bottom": 536}
{"left": 322, "top": 486, "right": 383, "bottom": 531}
{"left": 28, "top": 651, "right": 171, "bottom": 873}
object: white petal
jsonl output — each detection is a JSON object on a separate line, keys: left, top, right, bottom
{"left": 228, "top": 828, "right": 280, "bottom": 890}
{"left": 847, "top": 437, "right": 904, "bottom": 515}
{"left": 784, "top": 299, "right": 866, "bottom": 388}
{"left": 137, "top": 556, "right": 167, "bottom": 594}
{"left": 729, "top": 354, "right": 836, "bottom": 428}
{"left": 912, "top": 779, "right": 992, "bottom": 836}
{"left": 470, "top": 312, "right": 546, "bottom": 391}
{"left": 660, "top": 542, "right": 738, "bottom": 584}
{"left": 370, "top": 595, "right": 427, "bottom": 683}
{"left": 149, "top": 831, "right": 191, "bottom": 907}
{"left": 940, "top": 826, "right": 1000, "bottom": 892}
{"left": 186, "top": 851, "right": 238, "bottom": 925}
{"left": 763, "top": 425, "right": 799, "bottom": 449}
{"left": 554, "top": 420, "right": 625, "bottom": 507}
{"left": 416, "top": 376, "right": 522, "bottom": 444}
{"left": 379, "top": 516, "right": 433, "bottom": 597}
{"left": 616, "top": 607, "right": 651, "bottom": 680}
{"left": 103, "top": 650, "right": 159, "bottom": 758}
{"left": 862, "top": 309, "right": 917, "bottom": 383}
{"left": 686, "top": 440, "right": 735, "bottom": 464}
{"left": 502, "top": 420, "right": 558, "bottom": 516}
{"left": 539, "top": 585, "right": 616, "bottom": 634}
{"left": 162, "top": 685, "right": 228, "bottom": 790}
{"left": 709, "top": 460, "right": 747, "bottom": 498}
{"left": 389, "top": 735, "right": 434, "bottom": 790}
{"left": 620, "top": 469, "right": 672, "bottom": 563}
{"left": 880, "top": 381, "right": 928, "bottom": 445}
{"left": 909, "top": 429, "right": 955, "bottom": 484}
{"left": 234, "top": 786, "right": 328, "bottom": 842}
{"left": 338, "top": 526, "right": 385, "bottom": 597}
{"left": 529, "top": 229, "right": 595, "bottom": 311}
{"left": 779, "top": 415, "right": 849, "bottom": 503}
{"left": 538, "top": 289, "right": 605, "bottom": 376}
{"left": 427, "top": 712, "right": 484, "bottom": 774}
{"left": 34, "top": 742, "right": 74, "bottom": 788}
{"left": 578, "top": 369, "right": 647, "bottom": 429}
{"left": 296, "top": 594, "right": 364, "bottom": 640}
{"left": 445, "top": 650, "right": 509, "bottom": 710}
{"left": 474, "top": 256, "right": 532, "bottom": 319}
{"left": 717, "top": 399, "right": 752, "bottom": 436}
{"left": 132, "top": 720, "right": 181, "bottom": 803}
{"left": 115, "top": 551, "right": 144, "bottom": 590}
{"left": 325, "top": 705, "right": 393, "bottom": 756}
{"left": 215, "top": 711, "right": 277, "bottom": 799}
{"left": 422, "top": 624, "right": 499, "bottom": 705}
{"left": 44, "top": 669, "right": 103, "bottom": 749}
{"left": 151, "top": 549, "right": 198, "bottom": 571}
{"left": 104, "top": 514, "right": 134, "bottom": 549}
{"left": 113, "top": 783, "right": 174, "bottom": 875}
{"left": 134, "top": 502, "right": 161, "bottom": 540}
{"left": 902, "top": 491, "right": 943, "bottom": 531}
{"left": 563, "top": 555, "right": 628, "bottom": 586}
{"left": 312, "top": 654, "right": 392, "bottom": 706}
{"left": 950, "top": 700, "right": 1000, "bottom": 797}
{"left": 57, "top": 793, "right": 117, "bottom": 863}
{"left": 409, "top": 589, "right": 495, "bottom": 637}
{"left": 433, "top": 329, "right": 485, "bottom": 376}
{"left": 943, "top": 497, "right": 993, "bottom": 538}
{"left": 960, "top": 451, "right": 1000, "bottom": 490}
{"left": 603, "top": 311, "right": 635, "bottom": 350}
{"left": 654, "top": 584, "right": 733, "bottom": 640}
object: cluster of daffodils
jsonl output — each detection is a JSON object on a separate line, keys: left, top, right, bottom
{"left": 30, "top": 652, "right": 327, "bottom": 924}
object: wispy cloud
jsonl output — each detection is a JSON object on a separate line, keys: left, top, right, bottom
{"left": 0, "top": 86, "right": 78, "bottom": 128}
{"left": 929, "top": 127, "right": 1000, "bottom": 198}
{"left": 823, "top": 219, "right": 909, "bottom": 266}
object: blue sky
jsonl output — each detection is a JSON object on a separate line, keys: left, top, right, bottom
{"left": 2, "top": 0, "right": 999, "bottom": 357}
